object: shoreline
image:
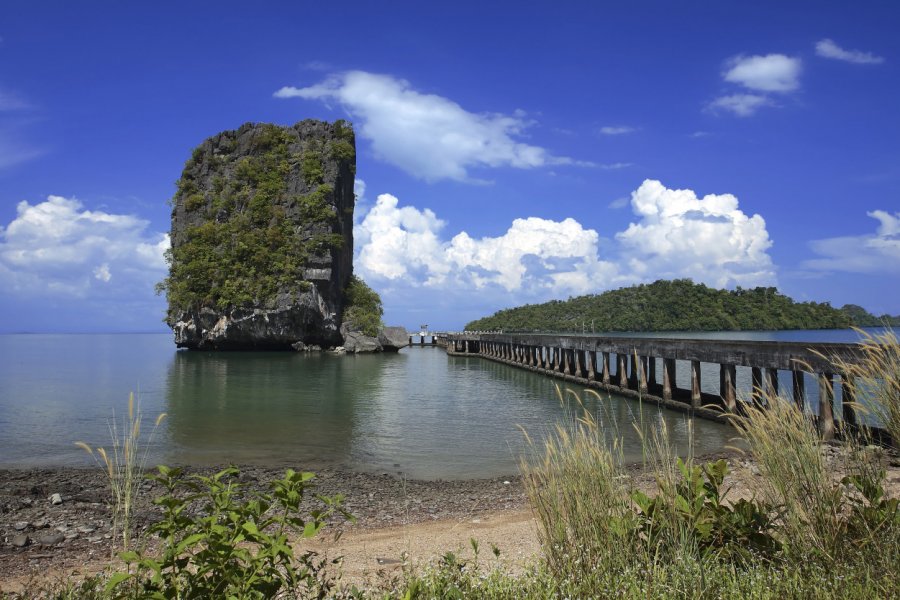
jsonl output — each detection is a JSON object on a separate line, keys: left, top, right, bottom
{"left": 0, "top": 464, "right": 528, "bottom": 588}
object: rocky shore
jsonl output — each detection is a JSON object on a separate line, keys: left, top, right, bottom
{"left": 0, "top": 465, "right": 526, "bottom": 585}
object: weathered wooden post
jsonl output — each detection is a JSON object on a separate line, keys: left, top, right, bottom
{"left": 618, "top": 354, "right": 629, "bottom": 388}
{"left": 601, "top": 352, "right": 611, "bottom": 385}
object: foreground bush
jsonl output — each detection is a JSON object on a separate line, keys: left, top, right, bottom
{"left": 109, "top": 466, "right": 351, "bottom": 599}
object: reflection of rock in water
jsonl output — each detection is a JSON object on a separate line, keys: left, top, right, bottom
{"left": 164, "top": 351, "right": 386, "bottom": 468}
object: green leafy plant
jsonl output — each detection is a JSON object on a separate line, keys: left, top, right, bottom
{"left": 632, "top": 458, "right": 781, "bottom": 562}
{"left": 108, "top": 466, "right": 352, "bottom": 599}
{"left": 344, "top": 275, "right": 384, "bottom": 337}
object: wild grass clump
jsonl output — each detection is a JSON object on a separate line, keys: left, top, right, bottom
{"left": 730, "top": 395, "right": 844, "bottom": 558}
{"left": 518, "top": 387, "right": 633, "bottom": 578}
{"left": 832, "top": 328, "right": 900, "bottom": 445}
{"left": 75, "top": 392, "right": 166, "bottom": 553}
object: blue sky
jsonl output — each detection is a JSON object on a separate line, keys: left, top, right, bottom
{"left": 0, "top": 1, "right": 898, "bottom": 333}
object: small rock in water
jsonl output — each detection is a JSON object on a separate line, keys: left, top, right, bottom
{"left": 503, "top": 480, "right": 511, "bottom": 485}
{"left": 77, "top": 525, "right": 95, "bottom": 534}
{"left": 13, "top": 521, "right": 28, "bottom": 531}
{"left": 49, "top": 493, "right": 63, "bottom": 505}
{"left": 33, "top": 518, "right": 48, "bottom": 529}
{"left": 11, "top": 534, "right": 29, "bottom": 548}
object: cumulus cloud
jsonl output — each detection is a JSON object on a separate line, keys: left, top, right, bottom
{"left": 355, "top": 180, "right": 776, "bottom": 307}
{"left": 804, "top": 210, "right": 900, "bottom": 273}
{"left": 723, "top": 54, "right": 802, "bottom": 92}
{"left": 275, "top": 71, "right": 581, "bottom": 182}
{"left": 0, "top": 195, "right": 169, "bottom": 298}
{"left": 600, "top": 125, "right": 636, "bottom": 135}
{"left": 815, "top": 39, "right": 884, "bottom": 65}
{"left": 615, "top": 180, "right": 776, "bottom": 288}
{"left": 710, "top": 53, "right": 801, "bottom": 117}
{"left": 707, "top": 94, "right": 773, "bottom": 117}
{"left": 355, "top": 193, "right": 620, "bottom": 298}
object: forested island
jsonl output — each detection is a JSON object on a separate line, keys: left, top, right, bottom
{"left": 465, "top": 279, "right": 900, "bottom": 332}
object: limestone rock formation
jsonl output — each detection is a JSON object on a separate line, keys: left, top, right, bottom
{"left": 378, "top": 326, "right": 409, "bottom": 352}
{"left": 161, "top": 120, "right": 356, "bottom": 350}
{"left": 340, "top": 322, "right": 382, "bottom": 353}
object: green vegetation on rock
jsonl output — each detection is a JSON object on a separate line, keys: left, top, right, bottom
{"left": 344, "top": 275, "right": 384, "bottom": 337}
{"left": 465, "top": 279, "right": 897, "bottom": 332}
{"left": 157, "top": 122, "right": 353, "bottom": 324}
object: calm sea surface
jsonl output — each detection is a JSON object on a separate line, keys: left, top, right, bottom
{"left": 0, "top": 329, "right": 879, "bottom": 479}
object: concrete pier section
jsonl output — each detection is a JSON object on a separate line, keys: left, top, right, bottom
{"left": 440, "top": 333, "right": 872, "bottom": 441}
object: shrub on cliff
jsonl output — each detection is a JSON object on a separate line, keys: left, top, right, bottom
{"left": 344, "top": 275, "right": 384, "bottom": 337}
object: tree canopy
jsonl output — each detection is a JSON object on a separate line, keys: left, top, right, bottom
{"left": 465, "top": 279, "right": 899, "bottom": 332}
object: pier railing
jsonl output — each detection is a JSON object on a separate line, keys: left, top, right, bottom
{"left": 440, "top": 332, "right": 872, "bottom": 440}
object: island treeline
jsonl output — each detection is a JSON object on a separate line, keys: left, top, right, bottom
{"left": 465, "top": 279, "right": 900, "bottom": 332}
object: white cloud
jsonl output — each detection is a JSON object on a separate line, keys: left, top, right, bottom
{"left": 724, "top": 54, "right": 802, "bottom": 92}
{"left": 707, "top": 93, "right": 773, "bottom": 117}
{"left": 804, "top": 210, "right": 900, "bottom": 273}
{"left": 355, "top": 193, "right": 620, "bottom": 298}
{"left": 355, "top": 180, "right": 776, "bottom": 306}
{"left": 608, "top": 196, "right": 629, "bottom": 209}
{"left": 275, "top": 71, "right": 580, "bottom": 182}
{"left": 599, "top": 162, "right": 633, "bottom": 170}
{"left": 600, "top": 125, "right": 636, "bottom": 135}
{"left": 0, "top": 195, "right": 169, "bottom": 298}
{"left": 815, "top": 39, "right": 884, "bottom": 65}
{"left": 616, "top": 180, "right": 776, "bottom": 288}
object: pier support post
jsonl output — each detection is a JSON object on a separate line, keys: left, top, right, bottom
{"left": 587, "top": 351, "right": 597, "bottom": 380}
{"left": 841, "top": 375, "right": 857, "bottom": 429}
{"left": 751, "top": 367, "right": 763, "bottom": 406}
{"left": 629, "top": 354, "right": 639, "bottom": 390}
{"left": 765, "top": 368, "right": 779, "bottom": 399}
{"left": 819, "top": 373, "right": 835, "bottom": 441}
{"left": 638, "top": 355, "right": 649, "bottom": 394}
{"left": 663, "top": 358, "right": 676, "bottom": 401}
{"left": 720, "top": 363, "right": 736, "bottom": 412}
{"left": 601, "top": 352, "right": 611, "bottom": 385}
{"left": 792, "top": 370, "right": 806, "bottom": 411}
{"left": 618, "top": 354, "right": 629, "bottom": 388}
{"left": 691, "top": 360, "right": 703, "bottom": 408}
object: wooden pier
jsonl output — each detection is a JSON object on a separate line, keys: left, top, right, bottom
{"left": 440, "top": 332, "right": 869, "bottom": 440}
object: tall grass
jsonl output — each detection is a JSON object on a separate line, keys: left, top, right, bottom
{"left": 730, "top": 396, "right": 846, "bottom": 559}
{"left": 831, "top": 328, "right": 900, "bottom": 445}
{"left": 75, "top": 392, "right": 166, "bottom": 553}
{"left": 518, "top": 386, "right": 634, "bottom": 578}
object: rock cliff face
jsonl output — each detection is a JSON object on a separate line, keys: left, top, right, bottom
{"left": 162, "top": 120, "right": 355, "bottom": 349}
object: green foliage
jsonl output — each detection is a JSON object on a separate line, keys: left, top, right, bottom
{"left": 333, "top": 119, "right": 353, "bottom": 142}
{"left": 107, "top": 465, "right": 351, "bottom": 599}
{"left": 183, "top": 193, "right": 205, "bottom": 212}
{"left": 344, "top": 275, "right": 384, "bottom": 337}
{"left": 301, "top": 150, "right": 324, "bottom": 186}
{"left": 329, "top": 140, "right": 355, "bottom": 163}
{"left": 841, "top": 304, "right": 900, "bottom": 327}
{"left": 632, "top": 458, "right": 781, "bottom": 563}
{"left": 466, "top": 279, "right": 862, "bottom": 332}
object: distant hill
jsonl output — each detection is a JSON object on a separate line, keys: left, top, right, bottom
{"left": 464, "top": 279, "right": 900, "bottom": 332}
